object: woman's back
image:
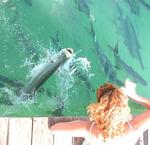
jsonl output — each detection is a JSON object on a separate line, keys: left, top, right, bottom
{"left": 87, "top": 131, "right": 140, "bottom": 145}
{"left": 85, "top": 121, "right": 142, "bottom": 145}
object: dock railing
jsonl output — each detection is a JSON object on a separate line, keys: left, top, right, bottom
{"left": 0, "top": 117, "right": 149, "bottom": 145}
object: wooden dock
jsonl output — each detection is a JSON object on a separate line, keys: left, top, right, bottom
{"left": 0, "top": 117, "right": 149, "bottom": 145}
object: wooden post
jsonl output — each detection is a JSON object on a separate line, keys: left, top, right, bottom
{"left": 0, "top": 118, "right": 8, "bottom": 145}
{"left": 148, "top": 129, "right": 150, "bottom": 145}
{"left": 8, "top": 118, "right": 32, "bottom": 145}
{"left": 32, "top": 117, "right": 51, "bottom": 145}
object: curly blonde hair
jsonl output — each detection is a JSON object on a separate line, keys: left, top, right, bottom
{"left": 87, "top": 83, "right": 131, "bottom": 141}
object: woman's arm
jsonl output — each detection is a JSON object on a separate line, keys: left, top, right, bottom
{"left": 129, "top": 109, "right": 150, "bottom": 133}
{"left": 50, "top": 120, "right": 91, "bottom": 138}
{"left": 123, "top": 79, "right": 150, "bottom": 132}
{"left": 122, "top": 79, "right": 150, "bottom": 108}
{"left": 128, "top": 95, "right": 150, "bottom": 109}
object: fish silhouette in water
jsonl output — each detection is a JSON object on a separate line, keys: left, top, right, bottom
{"left": 139, "top": 0, "right": 150, "bottom": 11}
{"left": 0, "top": 74, "right": 23, "bottom": 105}
{"left": 115, "top": 2, "right": 144, "bottom": 69}
{"left": 75, "top": 0, "right": 90, "bottom": 17}
{"left": 50, "top": 29, "right": 63, "bottom": 51}
{"left": 124, "top": 0, "right": 140, "bottom": 16}
{"left": 76, "top": 71, "right": 94, "bottom": 92}
{"left": 125, "top": 0, "right": 150, "bottom": 13}
{"left": 87, "top": 21, "right": 97, "bottom": 42}
{"left": 94, "top": 41, "right": 123, "bottom": 86}
{"left": 24, "top": 0, "right": 32, "bottom": 6}
{"left": 0, "top": 82, "right": 5, "bottom": 88}
{"left": 70, "top": 63, "right": 94, "bottom": 92}
{"left": 87, "top": 21, "right": 122, "bottom": 85}
{"left": 0, "top": 74, "right": 23, "bottom": 88}
{"left": 75, "top": 0, "right": 95, "bottom": 21}
{"left": 109, "top": 42, "right": 147, "bottom": 86}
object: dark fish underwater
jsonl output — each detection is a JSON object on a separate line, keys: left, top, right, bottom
{"left": 109, "top": 42, "right": 147, "bottom": 86}
{"left": 94, "top": 41, "right": 123, "bottom": 86}
{"left": 114, "top": 2, "right": 144, "bottom": 69}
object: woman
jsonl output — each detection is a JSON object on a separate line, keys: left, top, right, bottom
{"left": 50, "top": 79, "right": 150, "bottom": 145}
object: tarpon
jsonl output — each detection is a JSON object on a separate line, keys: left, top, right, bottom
{"left": 115, "top": 2, "right": 144, "bottom": 69}
{"left": 124, "top": 0, "right": 140, "bottom": 16}
{"left": 87, "top": 21, "right": 122, "bottom": 85}
{"left": 50, "top": 29, "right": 63, "bottom": 51}
{"left": 0, "top": 75, "right": 21, "bottom": 105}
{"left": 75, "top": 0, "right": 91, "bottom": 18}
{"left": 109, "top": 42, "right": 147, "bottom": 86}
{"left": 139, "top": 0, "right": 150, "bottom": 10}
{"left": 70, "top": 63, "right": 94, "bottom": 92}
{"left": 0, "top": 82, "right": 5, "bottom": 88}
{"left": 24, "top": 0, "right": 32, "bottom": 6}
{"left": 0, "top": 48, "right": 73, "bottom": 104}
{"left": 88, "top": 21, "right": 96, "bottom": 42}
{"left": 19, "top": 48, "right": 73, "bottom": 100}
{"left": 94, "top": 41, "right": 123, "bottom": 86}
{"left": 0, "top": 74, "right": 23, "bottom": 88}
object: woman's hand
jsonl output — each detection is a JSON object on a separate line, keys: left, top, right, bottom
{"left": 121, "top": 79, "right": 138, "bottom": 99}
{"left": 121, "top": 79, "right": 150, "bottom": 108}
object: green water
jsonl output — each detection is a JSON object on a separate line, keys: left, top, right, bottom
{"left": 0, "top": 0, "right": 150, "bottom": 116}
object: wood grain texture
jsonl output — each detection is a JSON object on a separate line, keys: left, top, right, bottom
{"left": 0, "top": 118, "right": 8, "bottom": 145}
{"left": 32, "top": 117, "right": 51, "bottom": 145}
{"left": 0, "top": 117, "right": 149, "bottom": 145}
{"left": 8, "top": 118, "right": 32, "bottom": 145}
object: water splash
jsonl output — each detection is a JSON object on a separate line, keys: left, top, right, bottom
{"left": 56, "top": 52, "right": 93, "bottom": 111}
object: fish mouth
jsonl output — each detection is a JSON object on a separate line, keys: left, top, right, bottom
{"left": 66, "top": 48, "right": 73, "bottom": 54}
{"left": 63, "top": 48, "right": 73, "bottom": 58}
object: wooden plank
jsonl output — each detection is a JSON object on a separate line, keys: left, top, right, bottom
{"left": 0, "top": 117, "right": 149, "bottom": 145}
{"left": 143, "top": 129, "right": 148, "bottom": 145}
{"left": 147, "top": 129, "right": 150, "bottom": 145}
{"left": 0, "top": 118, "right": 8, "bottom": 145}
{"left": 32, "top": 117, "right": 51, "bottom": 145}
{"left": 53, "top": 135, "right": 73, "bottom": 145}
{"left": 8, "top": 118, "right": 32, "bottom": 145}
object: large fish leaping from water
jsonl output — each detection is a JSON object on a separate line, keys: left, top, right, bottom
{"left": 0, "top": 48, "right": 73, "bottom": 102}
{"left": 19, "top": 48, "right": 73, "bottom": 100}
